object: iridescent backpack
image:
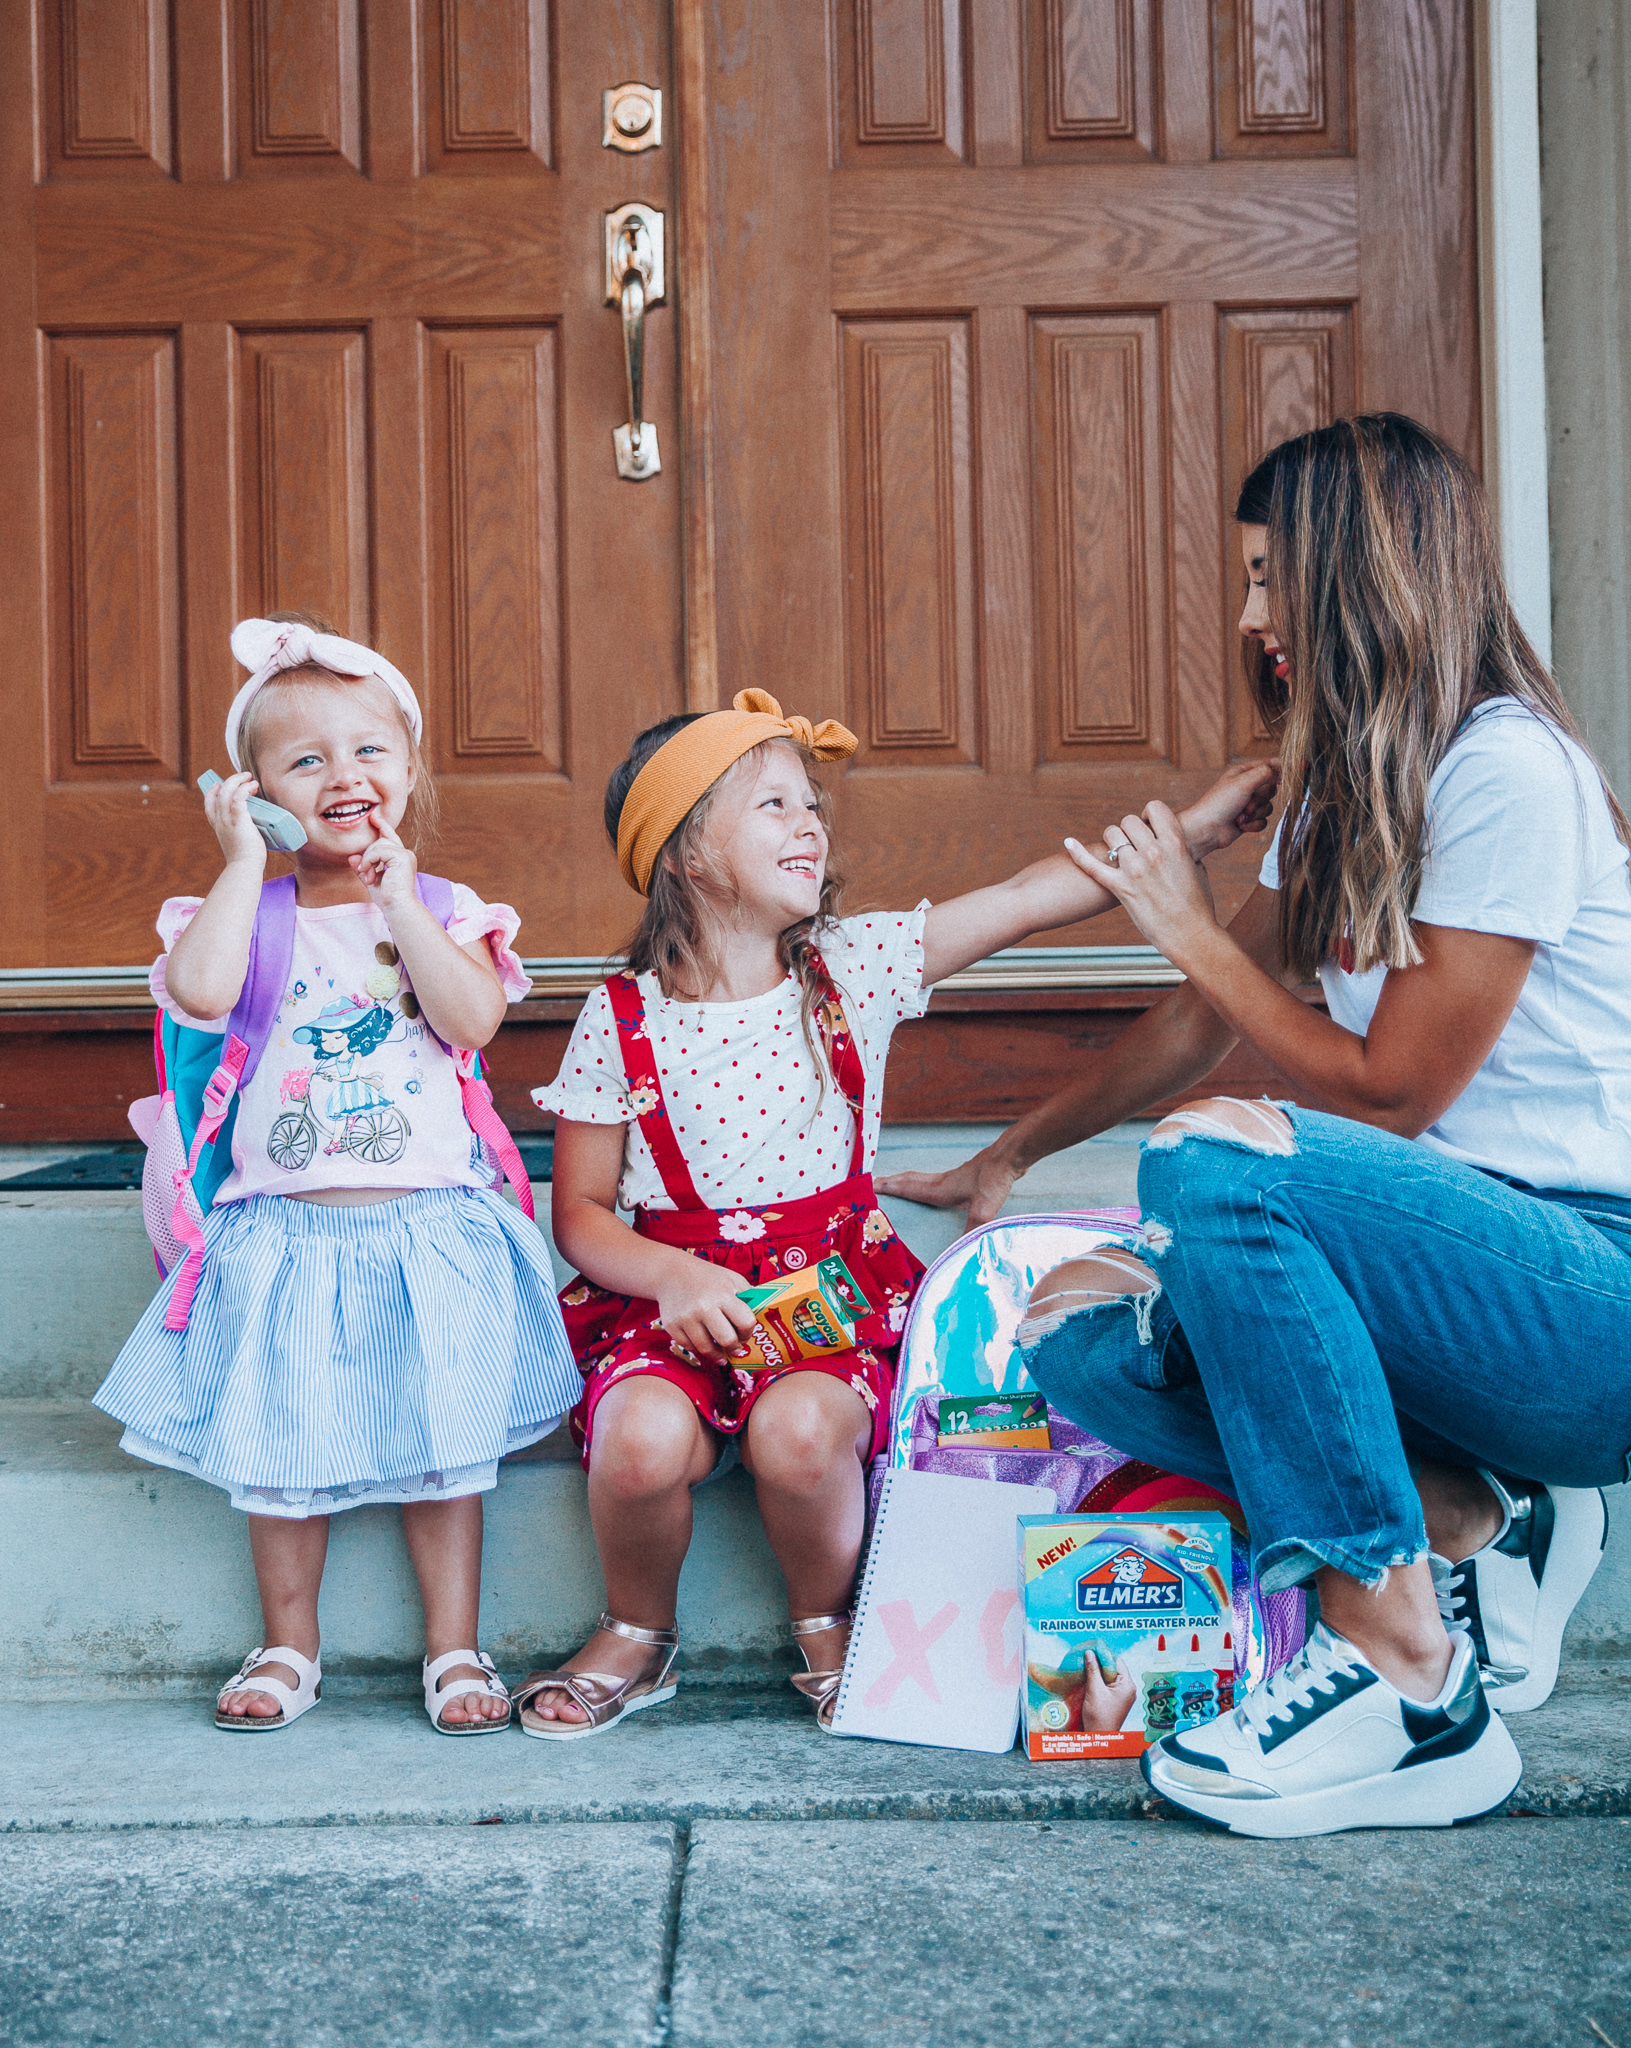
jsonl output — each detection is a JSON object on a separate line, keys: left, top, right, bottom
{"left": 884, "top": 1210, "right": 1306, "bottom": 1690}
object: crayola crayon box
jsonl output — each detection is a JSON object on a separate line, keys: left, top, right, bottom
{"left": 1019, "top": 1512, "right": 1235, "bottom": 1760}
{"left": 733, "top": 1256, "right": 867, "bottom": 1371}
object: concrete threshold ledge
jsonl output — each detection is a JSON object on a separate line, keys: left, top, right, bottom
{"left": 6, "top": 1676, "right": 1630, "bottom": 1835}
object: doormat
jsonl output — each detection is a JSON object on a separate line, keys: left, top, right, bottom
{"left": 0, "top": 1148, "right": 145, "bottom": 1189}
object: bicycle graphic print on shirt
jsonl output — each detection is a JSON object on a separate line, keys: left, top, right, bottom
{"left": 269, "top": 993, "right": 413, "bottom": 1170}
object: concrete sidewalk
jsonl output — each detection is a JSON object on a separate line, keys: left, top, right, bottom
{"left": 5, "top": 1816, "right": 1629, "bottom": 2046}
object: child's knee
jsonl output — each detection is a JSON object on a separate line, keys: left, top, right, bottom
{"left": 590, "top": 1381, "right": 703, "bottom": 1498}
{"left": 746, "top": 1382, "right": 857, "bottom": 1491}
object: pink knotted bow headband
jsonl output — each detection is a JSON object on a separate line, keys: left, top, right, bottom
{"left": 225, "top": 618, "right": 424, "bottom": 769}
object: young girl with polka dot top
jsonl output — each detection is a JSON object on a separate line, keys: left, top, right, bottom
{"left": 515, "top": 690, "right": 1277, "bottom": 1739}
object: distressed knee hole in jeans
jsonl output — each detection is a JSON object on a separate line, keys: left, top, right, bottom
{"left": 1017, "top": 1250, "right": 1160, "bottom": 1352}
{"left": 1144, "top": 1096, "right": 1296, "bottom": 1157}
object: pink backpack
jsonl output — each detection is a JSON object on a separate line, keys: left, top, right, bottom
{"left": 129, "top": 872, "right": 533, "bottom": 1331}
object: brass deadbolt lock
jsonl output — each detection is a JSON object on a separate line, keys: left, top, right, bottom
{"left": 603, "top": 83, "right": 661, "bottom": 153}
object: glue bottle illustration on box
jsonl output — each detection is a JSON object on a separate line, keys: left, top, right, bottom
{"left": 1175, "top": 1632, "right": 1219, "bottom": 1733}
{"left": 1139, "top": 1633, "right": 1180, "bottom": 1740}
{"left": 1215, "top": 1631, "right": 1236, "bottom": 1717}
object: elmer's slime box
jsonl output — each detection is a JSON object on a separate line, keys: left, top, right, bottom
{"left": 733, "top": 1256, "right": 867, "bottom": 1371}
{"left": 1019, "top": 1511, "right": 1234, "bottom": 1760}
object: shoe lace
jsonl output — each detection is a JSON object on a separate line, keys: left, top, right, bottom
{"left": 1235, "top": 1629, "right": 1357, "bottom": 1741}
{"left": 1430, "top": 1553, "right": 1470, "bottom": 1628}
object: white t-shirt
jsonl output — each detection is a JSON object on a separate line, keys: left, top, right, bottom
{"left": 152, "top": 887, "right": 531, "bottom": 1202}
{"left": 1260, "top": 701, "right": 1631, "bottom": 1193}
{"left": 533, "top": 909, "right": 930, "bottom": 1212}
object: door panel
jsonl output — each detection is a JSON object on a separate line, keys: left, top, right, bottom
{"left": 706, "top": 0, "right": 1477, "bottom": 944}
{"left": 46, "top": 330, "right": 182, "bottom": 787}
{"left": 4, "top": 0, "right": 685, "bottom": 970}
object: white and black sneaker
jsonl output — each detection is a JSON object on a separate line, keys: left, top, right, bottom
{"left": 1141, "top": 1622, "right": 1521, "bottom": 1838}
{"left": 1431, "top": 1472, "right": 1608, "bottom": 1714}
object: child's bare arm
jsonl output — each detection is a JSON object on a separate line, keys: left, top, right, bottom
{"left": 164, "top": 772, "right": 267, "bottom": 1020}
{"left": 920, "top": 759, "right": 1279, "bottom": 986}
{"left": 552, "top": 1120, "right": 761, "bottom": 1360}
{"left": 353, "top": 817, "right": 507, "bottom": 1050}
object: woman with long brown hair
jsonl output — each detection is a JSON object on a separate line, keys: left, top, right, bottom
{"left": 882, "top": 414, "right": 1630, "bottom": 1835}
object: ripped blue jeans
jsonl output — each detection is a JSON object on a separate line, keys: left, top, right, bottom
{"left": 1020, "top": 1103, "right": 1631, "bottom": 1592}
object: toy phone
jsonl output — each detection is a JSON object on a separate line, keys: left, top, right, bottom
{"left": 197, "top": 770, "right": 308, "bottom": 852}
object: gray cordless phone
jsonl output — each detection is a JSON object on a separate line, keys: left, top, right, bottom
{"left": 197, "top": 771, "right": 308, "bottom": 852}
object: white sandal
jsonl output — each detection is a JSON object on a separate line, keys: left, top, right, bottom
{"left": 214, "top": 1645, "right": 322, "bottom": 1732}
{"left": 422, "top": 1648, "right": 512, "bottom": 1735}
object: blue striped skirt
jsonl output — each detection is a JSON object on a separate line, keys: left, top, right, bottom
{"left": 94, "top": 1187, "right": 582, "bottom": 1518}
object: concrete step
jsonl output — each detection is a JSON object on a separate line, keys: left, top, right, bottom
{"left": 2, "top": 1122, "right": 1626, "bottom": 1698}
{"left": 1, "top": 1398, "right": 793, "bottom": 1698}
{"left": 5, "top": 1394, "right": 1627, "bottom": 1699}
{"left": 6, "top": 1672, "right": 1630, "bottom": 1830}
{"left": 0, "top": 1122, "right": 1146, "bottom": 1700}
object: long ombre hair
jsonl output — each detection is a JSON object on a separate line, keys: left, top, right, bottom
{"left": 604, "top": 717, "right": 847, "bottom": 1092}
{"left": 1237, "top": 414, "right": 1627, "bottom": 980}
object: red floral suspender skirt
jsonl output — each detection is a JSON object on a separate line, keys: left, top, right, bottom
{"left": 555, "top": 962, "right": 925, "bottom": 1468}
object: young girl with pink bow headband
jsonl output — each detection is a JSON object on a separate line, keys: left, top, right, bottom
{"left": 94, "top": 613, "right": 580, "bottom": 1741}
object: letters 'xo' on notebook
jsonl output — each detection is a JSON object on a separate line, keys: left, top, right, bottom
{"left": 831, "top": 1468, "right": 1056, "bottom": 1754}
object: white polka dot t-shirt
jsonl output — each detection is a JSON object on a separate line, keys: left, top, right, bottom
{"left": 532, "top": 908, "right": 930, "bottom": 1213}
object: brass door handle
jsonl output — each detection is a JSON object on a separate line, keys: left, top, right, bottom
{"left": 604, "top": 203, "right": 664, "bottom": 481}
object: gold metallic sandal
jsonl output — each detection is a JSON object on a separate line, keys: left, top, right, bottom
{"left": 512, "top": 1614, "right": 679, "bottom": 1741}
{"left": 789, "top": 1611, "right": 852, "bottom": 1732}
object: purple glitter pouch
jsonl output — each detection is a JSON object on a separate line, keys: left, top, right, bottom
{"left": 879, "top": 1210, "right": 1307, "bottom": 1691}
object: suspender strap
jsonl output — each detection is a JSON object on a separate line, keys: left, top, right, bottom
{"left": 607, "top": 970, "right": 709, "bottom": 1211}
{"left": 606, "top": 955, "right": 870, "bottom": 1212}
{"left": 807, "top": 949, "right": 868, "bottom": 1183}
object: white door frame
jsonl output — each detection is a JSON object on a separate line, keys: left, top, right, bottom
{"left": 1476, "top": 0, "right": 1553, "bottom": 663}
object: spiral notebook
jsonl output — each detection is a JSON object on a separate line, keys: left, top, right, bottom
{"left": 830, "top": 1467, "right": 1054, "bottom": 1753}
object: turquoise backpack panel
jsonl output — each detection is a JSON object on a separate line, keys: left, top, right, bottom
{"left": 160, "top": 1011, "right": 243, "bottom": 1213}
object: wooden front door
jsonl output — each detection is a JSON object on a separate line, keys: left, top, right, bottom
{"left": 0, "top": 0, "right": 690, "bottom": 973}
{"left": 3, "top": 0, "right": 1479, "bottom": 1016}
{"left": 701, "top": 0, "right": 1478, "bottom": 937}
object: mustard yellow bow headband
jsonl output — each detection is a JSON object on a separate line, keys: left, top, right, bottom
{"left": 616, "top": 688, "right": 858, "bottom": 894}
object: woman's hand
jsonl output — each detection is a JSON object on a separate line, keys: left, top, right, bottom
{"left": 352, "top": 810, "right": 418, "bottom": 912}
{"left": 202, "top": 771, "right": 268, "bottom": 875}
{"left": 1065, "top": 803, "right": 1220, "bottom": 966}
{"left": 876, "top": 1142, "right": 1020, "bottom": 1226}
{"left": 656, "top": 1255, "right": 761, "bottom": 1361}
{"left": 1177, "top": 758, "right": 1280, "bottom": 858}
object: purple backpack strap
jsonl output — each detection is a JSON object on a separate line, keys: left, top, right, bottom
{"left": 223, "top": 874, "right": 298, "bottom": 1089}
{"left": 416, "top": 872, "right": 455, "bottom": 925}
{"left": 412, "top": 871, "right": 536, "bottom": 1222}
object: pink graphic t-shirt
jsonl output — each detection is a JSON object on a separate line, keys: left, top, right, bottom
{"left": 150, "top": 887, "right": 531, "bottom": 1203}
